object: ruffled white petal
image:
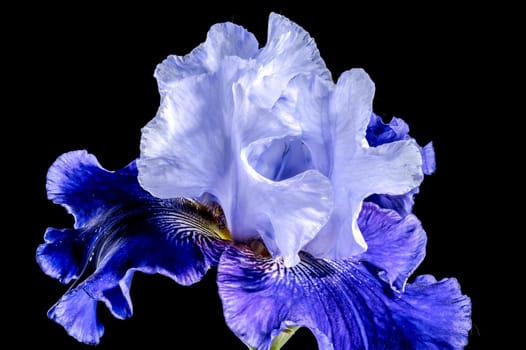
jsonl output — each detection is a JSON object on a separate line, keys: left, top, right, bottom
{"left": 240, "top": 146, "right": 333, "bottom": 266}
{"left": 139, "top": 57, "right": 268, "bottom": 197}
{"left": 139, "top": 51, "right": 333, "bottom": 266}
{"left": 347, "top": 139, "right": 424, "bottom": 196}
{"left": 305, "top": 69, "right": 424, "bottom": 259}
{"left": 272, "top": 74, "right": 334, "bottom": 175}
{"left": 329, "top": 68, "right": 375, "bottom": 155}
{"left": 155, "top": 22, "right": 259, "bottom": 94}
{"left": 247, "top": 13, "right": 332, "bottom": 109}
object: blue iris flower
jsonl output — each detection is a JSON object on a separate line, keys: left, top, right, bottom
{"left": 37, "top": 13, "right": 471, "bottom": 349}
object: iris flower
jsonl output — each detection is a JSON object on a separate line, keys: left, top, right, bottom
{"left": 37, "top": 13, "right": 471, "bottom": 349}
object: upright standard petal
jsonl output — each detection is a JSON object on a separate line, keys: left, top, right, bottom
{"left": 240, "top": 150, "right": 333, "bottom": 266}
{"left": 271, "top": 74, "right": 334, "bottom": 176}
{"left": 218, "top": 245, "right": 471, "bottom": 350}
{"left": 305, "top": 69, "right": 424, "bottom": 259}
{"left": 155, "top": 21, "right": 259, "bottom": 93}
{"left": 37, "top": 151, "right": 230, "bottom": 344}
{"left": 247, "top": 12, "right": 332, "bottom": 108}
{"left": 139, "top": 52, "right": 333, "bottom": 266}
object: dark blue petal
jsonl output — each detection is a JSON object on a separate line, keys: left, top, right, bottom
{"left": 366, "top": 113, "right": 410, "bottom": 147}
{"left": 48, "top": 288, "right": 104, "bottom": 345}
{"left": 36, "top": 227, "right": 85, "bottom": 284}
{"left": 357, "top": 202, "right": 427, "bottom": 293}
{"left": 217, "top": 245, "right": 471, "bottom": 350}
{"left": 47, "top": 199, "right": 229, "bottom": 344}
{"left": 46, "top": 150, "right": 146, "bottom": 228}
{"left": 38, "top": 151, "right": 231, "bottom": 344}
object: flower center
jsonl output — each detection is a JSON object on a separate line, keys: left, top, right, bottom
{"left": 183, "top": 198, "right": 232, "bottom": 241}
{"left": 247, "top": 136, "right": 314, "bottom": 181}
{"left": 249, "top": 238, "right": 271, "bottom": 258}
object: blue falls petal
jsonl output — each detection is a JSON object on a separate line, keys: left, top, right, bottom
{"left": 357, "top": 202, "right": 427, "bottom": 293}
{"left": 38, "top": 151, "right": 230, "bottom": 344}
{"left": 421, "top": 141, "right": 436, "bottom": 175}
{"left": 217, "top": 245, "right": 471, "bottom": 350}
{"left": 48, "top": 288, "right": 103, "bottom": 345}
{"left": 46, "top": 198, "right": 231, "bottom": 344}
{"left": 36, "top": 227, "right": 86, "bottom": 284}
{"left": 46, "top": 150, "right": 146, "bottom": 228}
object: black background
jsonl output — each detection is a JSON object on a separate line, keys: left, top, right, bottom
{"left": 7, "top": 2, "right": 511, "bottom": 349}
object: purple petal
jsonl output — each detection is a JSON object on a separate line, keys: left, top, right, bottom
{"left": 357, "top": 202, "right": 427, "bottom": 293}
{"left": 217, "top": 245, "right": 471, "bottom": 350}
{"left": 38, "top": 151, "right": 230, "bottom": 344}
{"left": 421, "top": 141, "right": 436, "bottom": 174}
{"left": 365, "top": 188, "right": 419, "bottom": 217}
{"left": 46, "top": 198, "right": 230, "bottom": 344}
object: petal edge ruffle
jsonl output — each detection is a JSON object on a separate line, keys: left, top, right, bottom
{"left": 357, "top": 202, "right": 427, "bottom": 293}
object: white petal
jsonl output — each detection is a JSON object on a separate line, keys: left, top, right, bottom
{"left": 347, "top": 140, "right": 424, "bottom": 197}
{"left": 139, "top": 53, "right": 333, "bottom": 267}
{"left": 139, "top": 56, "right": 297, "bottom": 200}
{"left": 329, "top": 68, "right": 375, "bottom": 154}
{"left": 244, "top": 136, "right": 314, "bottom": 181}
{"left": 304, "top": 196, "right": 367, "bottom": 259}
{"left": 272, "top": 74, "right": 334, "bottom": 174}
{"left": 240, "top": 148, "right": 333, "bottom": 267}
{"left": 247, "top": 13, "right": 332, "bottom": 108}
{"left": 305, "top": 69, "right": 424, "bottom": 260}
{"left": 139, "top": 59, "right": 246, "bottom": 200}
{"left": 155, "top": 22, "right": 259, "bottom": 94}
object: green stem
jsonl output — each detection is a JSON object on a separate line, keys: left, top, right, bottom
{"left": 245, "top": 326, "right": 301, "bottom": 350}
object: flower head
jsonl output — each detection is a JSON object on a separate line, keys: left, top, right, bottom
{"left": 38, "top": 12, "right": 471, "bottom": 349}
{"left": 138, "top": 13, "right": 425, "bottom": 265}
